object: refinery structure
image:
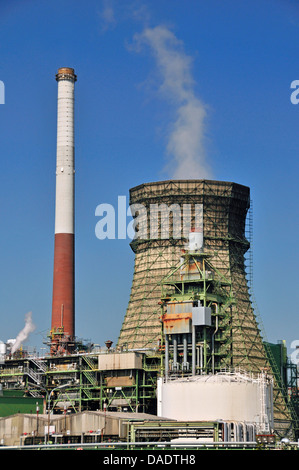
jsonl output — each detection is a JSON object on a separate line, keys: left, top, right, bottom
{"left": 0, "top": 68, "right": 298, "bottom": 449}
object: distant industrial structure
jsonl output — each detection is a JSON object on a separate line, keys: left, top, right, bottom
{"left": 0, "top": 68, "right": 298, "bottom": 449}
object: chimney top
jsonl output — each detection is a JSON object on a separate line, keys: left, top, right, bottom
{"left": 56, "top": 67, "right": 77, "bottom": 82}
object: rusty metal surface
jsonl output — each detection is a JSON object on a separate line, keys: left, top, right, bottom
{"left": 162, "top": 312, "right": 192, "bottom": 334}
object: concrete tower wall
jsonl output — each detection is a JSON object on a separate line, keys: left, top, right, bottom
{"left": 118, "top": 179, "right": 250, "bottom": 353}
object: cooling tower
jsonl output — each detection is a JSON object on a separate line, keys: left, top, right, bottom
{"left": 118, "top": 180, "right": 254, "bottom": 354}
{"left": 117, "top": 179, "right": 293, "bottom": 435}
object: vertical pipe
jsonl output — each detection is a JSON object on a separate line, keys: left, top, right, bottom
{"left": 51, "top": 67, "right": 77, "bottom": 349}
{"left": 165, "top": 334, "right": 169, "bottom": 378}
{"left": 192, "top": 325, "right": 196, "bottom": 375}
{"left": 135, "top": 370, "right": 138, "bottom": 412}
{"left": 183, "top": 334, "right": 187, "bottom": 364}
{"left": 212, "top": 303, "right": 219, "bottom": 374}
{"left": 223, "top": 422, "right": 227, "bottom": 442}
{"left": 203, "top": 327, "right": 207, "bottom": 371}
{"left": 173, "top": 336, "right": 178, "bottom": 368}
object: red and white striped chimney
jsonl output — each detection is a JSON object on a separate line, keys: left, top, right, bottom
{"left": 51, "top": 67, "right": 77, "bottom": 353}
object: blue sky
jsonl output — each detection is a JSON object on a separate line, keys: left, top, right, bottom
{"left": 0, "top": 0, "right": 298, "bottom": 357}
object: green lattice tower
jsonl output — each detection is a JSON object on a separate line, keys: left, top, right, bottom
{"left": 117, "top": 180, "right": 293, "bottom": 437}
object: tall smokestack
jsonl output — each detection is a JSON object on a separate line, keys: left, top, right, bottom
{"left": 51, "top": 67, "right": 77, "bottom": 354}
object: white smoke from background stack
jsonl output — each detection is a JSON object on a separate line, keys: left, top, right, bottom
{"left": 132, "top": 25, "right": 211, "bottom": 180}
{"left": 11, "top": 312, "right": 36, "bottom": 354}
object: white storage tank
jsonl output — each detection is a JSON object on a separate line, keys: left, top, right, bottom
{"left": 157, "top": 371, "right": 274, "bottom": 433}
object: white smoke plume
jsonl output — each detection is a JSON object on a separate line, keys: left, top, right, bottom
{"left": 133, "top": 25, "right": 212, "bottom": 180}
{"left": 98, "top": 0, "right": 116, "bottom": 33}
{"left": 11, "top": 311, "right": 36, "bottom": 354}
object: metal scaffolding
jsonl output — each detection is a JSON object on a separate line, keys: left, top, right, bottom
{"left": 160, "top": 248, "right": 234, "bottom": 377}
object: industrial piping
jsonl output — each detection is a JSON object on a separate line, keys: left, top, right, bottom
{"left": 51, "top": 67, "right": 77, "bottom": 353}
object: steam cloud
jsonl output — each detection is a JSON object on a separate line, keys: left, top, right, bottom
{"left": 133, "top": 25, "right": 211, "bottom": 179}
{"left": 11, "top": 311, "right": 36, "bottom": 354}
{"left": 98, "top": 1, "right": 212, "bottom": 179}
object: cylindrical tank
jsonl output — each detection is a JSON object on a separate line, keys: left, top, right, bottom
{"left": 188, "top": 230, "right": 203, "bottom": 251}
{"left": 157, "top": 373, "right": 274, "bottom": 434}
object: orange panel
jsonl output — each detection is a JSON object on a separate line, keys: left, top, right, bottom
{"left": 163, "top": 312, "right": 192, "bottom": 334}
